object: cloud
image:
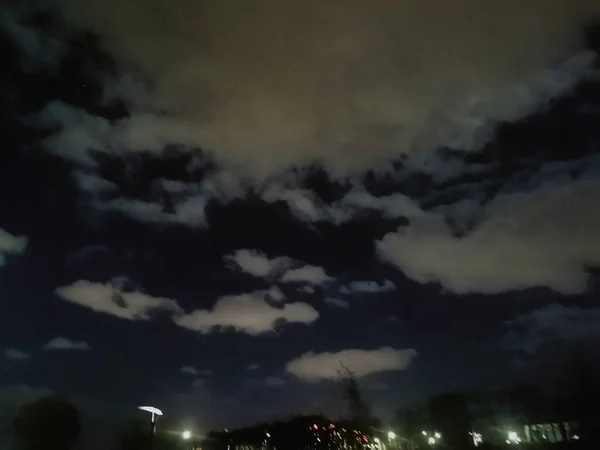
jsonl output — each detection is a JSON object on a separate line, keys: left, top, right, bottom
{"left": 299, "top": 286, "right": 315, "bottom": 294}
{"left": 42, "top": 337, "right": 91, "bottom": 351}
{"left": 340, "top": 279, "right": 396, "bottom": 294}
{"left": 0, "top": 228, "right": 28, "bottom": 267}
{"left": 226, "top": 251, "right": 333, "bottom": 288}
{"left": 336, "top": 191, "right": 424, "bottom": 221}
{"left": 378, "top": 177, "right": 600, "bottom": 294}
{"left": 246, "top": 363, "right": 260, "bottom": 371}
{"left": 4, "top": 348, "right": 31, "bottom": 361}
{"left": 324, "top": 298, "right": 350, "bottom": 309}
{"left": 263, "top": 376, "right": 287, "bottom": 388}
{"left": 181, "top": 366, "right": 200, "bottom": 375}
{"left": 266, "top": 286, "right": 285, "bottom": 302}
{"left": 55, "top": 280, "right": 182, "bottom": 320}
{"left": 192, "top": 379, "right": 206, "bottom": 389}
{"left": 281, "top": 265, "right": 333, "bottom": 285}
{"left": 505, "top": 303, "right": 600, "bottom": 355}
{"left": 181, "top": 366, "right": 213, "bottom": 376}
{"left": 99, "top": 195, "right": 208, "bottom": 228}
{"left": 73, "top": 171, "right": 119, "bottom": 193}
{"left": 28, "top": 0, "right": 598, "bottom": 181}
{"left": 225, "top": 250, "right": 293, "bottom": 278}
{"left": 174, "top": 291, "right": 319, "bottom": 335}
{"left": 286, "top": 347, "right": 417, "bottom": 382}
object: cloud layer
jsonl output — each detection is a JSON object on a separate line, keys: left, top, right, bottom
{"left": 286, "top": 347, "right": 417, "bottom": 381}
{"left": 16, "top": 0, "right": 596, "bottom": 180}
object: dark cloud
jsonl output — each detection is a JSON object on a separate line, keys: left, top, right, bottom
{"left": 3, "top": 348, "right": 31, "bottom": 361}
{"left": 505, "top": 303, "right": 600, "bottom": 355}
{"left": 0, "top": 228, "right": 28, "bottom": 267}
{"left": 17, "top": 0, "right": 595, "bottom": 181}
{"left": 42, "top": 337, "right": 91, "bottom": 351}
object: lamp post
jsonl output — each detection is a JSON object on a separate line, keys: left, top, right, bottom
{"left": 138, "top": 406, "right": 163, "bottom": 448}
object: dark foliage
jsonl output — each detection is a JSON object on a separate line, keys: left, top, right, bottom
{"left": 11, "top": 395, "right": 81, "bottom": 450}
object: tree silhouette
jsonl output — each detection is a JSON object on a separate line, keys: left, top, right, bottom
{"left": 117, "top": 418, "right": 179, "bottom": 450}
{"left": 338, "top": 365, "right": 375, "bottom": 431}
{"left": 11, "top": 395, "right": 81, "bottom": 450}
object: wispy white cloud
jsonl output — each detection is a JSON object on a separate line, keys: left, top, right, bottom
{"left": 42, "top": 337, "right": 91, "bottom": 351}
{"left": 181, "top": 366, "right": 214, "bottom": 376}
{"left": 73, "top": 171, "right": 119, "bottom": 193}
{"left": 101, "top": 195, "right": 208, "bottom": 227}
{"left": 281, "top": 265, "right": 333, "bottom": 285}
{"left": 299, "top": 286, "right": 315, "bottom": 294}
{"left": 180, "top": 366, "right": 199, "bottom": 375}
{"left": 324, "top": 298, "right": 350, "bottom": 309}
{"left": 55, "top": 280, "right": 181, "bottom": 320}
{"left": 224, "top": 250, "right": 293, "bottom": 278}
{"left": 246, "top": 363, "right": 260, "bottom": 371}
{"left": 286, "top": 347, "right": 417, "bottom": 382}
{"left": 262, "top": 376, "right": 287, "bottom": 388}
{"left": 226, "top": 251, "right": 334, "bottom": 290}
{"left": 340, "top": 279, "right": 396, "bottom": 294}
{"left": 267, "top": 286, "right": 285, "bottom": 302}
{"left": 175, "top": 291, "right": 319, "bottom": 335}
{"left": 3, "top": 348, "right": 31, "bottom": 361}
{"left": 0, "top": 228, "right": 28, "bottom": 267}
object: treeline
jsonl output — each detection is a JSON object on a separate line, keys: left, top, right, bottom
{"left": 2, "top": 395, "right": 182, "bottom": 450}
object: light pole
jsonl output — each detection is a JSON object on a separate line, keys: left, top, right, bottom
{"left": 138, "top": 406, "right": 163, "bottom": 448}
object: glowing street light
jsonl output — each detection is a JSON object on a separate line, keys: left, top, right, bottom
{"left": 507, "top": 431, "right": 521, "bottom": 444}
{"left": 387, "top": 431, "right": 396, "bottom": 440}
{"left": 138, "top": 405, "right": 163, "bottom": 438}
{"left": 139, "top": 406, "right": 163, "bottom": 421}
{"left": 182, "top": 430, "right": 192, "bottom": 440}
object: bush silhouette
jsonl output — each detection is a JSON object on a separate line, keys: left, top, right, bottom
{"left": 11, "top": 395, "right": 81, "bottom": 450}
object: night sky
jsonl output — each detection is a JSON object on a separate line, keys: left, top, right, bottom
{"left": 1, "top": 1, "right": 600, "bottom": 447}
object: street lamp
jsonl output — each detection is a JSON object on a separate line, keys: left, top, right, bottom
{"left": 138, "top": 405, "right": 163, "bottom": 444}
{"left": 182, "top": 430, "right": 192, "bottom": 440}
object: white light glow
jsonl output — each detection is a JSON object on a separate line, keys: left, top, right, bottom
{"left": 507, "top": 431, "right": 521, "bottom": 444}
{"left": 182, "top": 430, "right": 192, "bottom": 440}
{"left": 138, "top": 406, "right": 163, "bottom": 416}
{"left": 428, "top": 437, "right": 436, "bottom": 445}
{"left": 388, "top": 431, "right": 396, "bottom": 440}
{"left": 434, "top": 432, "right": 441, "bottom": 439}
